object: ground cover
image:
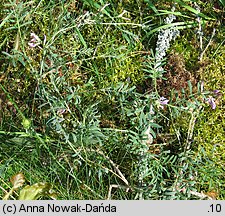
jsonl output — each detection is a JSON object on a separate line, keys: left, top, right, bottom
{"left": 0, "top": 0, "right": 224, "bottom": 200}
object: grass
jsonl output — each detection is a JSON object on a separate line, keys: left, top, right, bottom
{"left": 0, "top": 0, "right": 224, "bottom": 200}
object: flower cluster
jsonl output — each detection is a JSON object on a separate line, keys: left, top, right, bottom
{"left": 159, "top": 96, "right": 169, "bottom": 106}
{"left": 28, "top": 32, "right": 46, "bottom": 48}
{"left": 155, "top": 8, "right": 180, "bottom": 70}
{"left": 28, "top": 33, "right": 41, "bottom": 48}
{"left": 200, "top": 82, "right": 221, "bottom": 110}
{"left": 206, "top": 90, "right": 222, "bottom": 110}
{"left": 207, "top": 96, "right": 216, "bottom": 110}
{"left": 155, "top": 96, "right": 169, "bottom": 110}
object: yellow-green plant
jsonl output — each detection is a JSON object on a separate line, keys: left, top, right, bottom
{"left": 2, "top": 173, "right": 56, "bottom": 200}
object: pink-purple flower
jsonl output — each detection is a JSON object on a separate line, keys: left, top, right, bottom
{"left": 28, "top": 32, "right": 41, "bottom": 48}
{"left": 157, "top": 96, "right": 169, "bottom": 109}
{"left": 159, "top": 97, "right": 169, "bottom": 105}
{"left": 205, "top": 89, "right": 221, "bottom": 109}
{"left": 207, "top": 96, "right": 216, "bottom": 110}
{"left": 213, "top": 90, "right": 220, "bottom": 97}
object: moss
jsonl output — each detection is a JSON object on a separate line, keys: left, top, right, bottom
{"left": 195, "top": 46, "right": 225, "bottom": 154}
{"left": 193, "top": 44, "right": 225, "bottom": 198}
{"left": 166, "top": 20, "right": 225, "bottom": 197}
{"left": 170, "top": 33, "right": 199, "bottom": 71}
{"left": 111, "top": 55, "right": 144, "bottom": 84}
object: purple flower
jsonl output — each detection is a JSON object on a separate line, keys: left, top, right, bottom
{"left": 213, "top": 90, "right": 221, "bottom": 97}
{"left": 207, "top": 97, "right": 216, "bottom": 109}
{"left": 159, "top": 97, "right": 169, "bottom": 105}
{"left": 157, "top": 97, "right": 169, "bottom": 109}
{"left": 213, "top": 90, "right": 220, "bottom": 94}
{"left": 28, "top": 32, "right": 41, "bottom": 48}
{"left": 30, "top": 33, "right": 40, "bottom": 42}
{"left": 28, "top": 42, "right": 38, "bottom": 48}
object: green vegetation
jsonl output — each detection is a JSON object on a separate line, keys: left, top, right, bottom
{"left": 0, "top": 0, "right": 224, "bottom": 200}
